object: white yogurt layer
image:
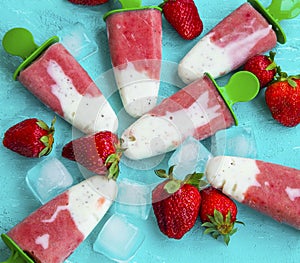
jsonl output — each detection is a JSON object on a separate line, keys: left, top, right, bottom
{"left": 178, "top": 25, "right": 273, "bottom": 84}
{"left": 205, "top": 156, "right": 261, "bottom": 202}
{"left": 41, "top": 176, "right": 117, "bottom": 239}
{"left": 122, "top": 89, "right": 222, "bottom": 160}
{"left": 113, "top": 62, "right": 160, "bottom": 117}
{"left": 47, "top": 60, "right": 118, "bottom": 134}
{"left": 121, "top": 114, "right": 181, "bottom": 160}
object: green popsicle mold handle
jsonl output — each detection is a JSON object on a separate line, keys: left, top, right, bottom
{"left": 119, "top": 0, "right": 142, "bottom": 8}
{"left": 248, "top": 0, "right": 300, "bottom": 44}
{"left": 206, "top": 71, "right": 260, "bottom": 125}
{"left": 2, "top": 28, "right": 59, "bottom": 80}
{"left": 1, "top": 234, "right": 34, "bottom": 263}
{"left": 103, "top": 0, "right": 161, "bottom": 21}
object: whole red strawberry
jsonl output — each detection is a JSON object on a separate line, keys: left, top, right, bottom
{"left": 62, "top": 130, "right": 122, "bottom": 178}
{"left": 265, "top": 71, "right": 300, "bottom": 127}
{"left": 199, "top": 186, "right": 242, "bottom": 245}
{"left": 244, "top": 51, "right": 278, "bottom": 88}
{"left": 152, "top": 166, "right": 203, "bottom": 239}
{"left": 67, "top": 0, "right": 108, "bottom": 6}
{"left": 3, "top": 118, "right": 55, "bottom": 158}
{"left": 161, "top": 0, "right": 203, "bottom": 40}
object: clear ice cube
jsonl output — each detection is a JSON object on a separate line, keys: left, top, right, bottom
{"left": 168, "top": 136, "right": 213, "bottom": 179}
{"left": 93, "top": 214, "right": 145, "bottom": 262}
{"left": 211, "top": 125, "right": 257, "bottom": 158}
{"left": 114, "top": 178, "right": 152, "bottom": 220}
{"left": 57, "top": 22, "right": 98, "bottom": 61}
{"left": 26, "top": 157, "right": 73, "bottom": 204}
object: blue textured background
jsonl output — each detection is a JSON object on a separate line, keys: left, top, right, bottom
{"left": 0, "top": 0, "right": 299, "bottom": 262}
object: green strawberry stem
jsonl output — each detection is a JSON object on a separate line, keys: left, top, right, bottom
{"left": 154, "top": 165, "right": 207, "bottom": 194}
{"left": 271, "top": 67, "right": 300, "bottom": 88}
{"left": 202, "top": 209, "right": 244, "bottom": 245}
{"left": 265, "top": 51, "right": 277, "bottom": 71}
{"left": 38, "top": 116, "right": 56, "bottom": 157}
{"left": 105, "top": 140, "right": 125, "bottom": 181}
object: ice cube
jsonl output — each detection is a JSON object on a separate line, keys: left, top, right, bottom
{"left": 57, "top": 22, "right": 98, "bottom": 61}
{"left": 114, "top": 178, "right": 152, "bottom": 220}
{"left": 211, "top": 126, "right": 257, "bottom": 158}
{"left": 168, "top": 136, "right": 213, "bottom": 179}
{"left": 93, "top": 214, "right": 145, "bottom": 262}
{"left": 26, "top": 157, "right": 73, "bottom": 204}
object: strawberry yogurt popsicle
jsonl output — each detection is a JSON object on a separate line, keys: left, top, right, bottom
{"left": 3, "top": 175, "right": 118, "bottom": 263}
{"left": 104, "top": 6, "right": 162, "bottom": 117}
{"left": 178, "top": 2, "right": 277, "bottom": 84}
{"left": 121, "top": 71, "right": 259, "bottom": 160}
{"left": 3, "top": 28, "right": 118, "bottom": 134}
{"left": 205, "top": 156, "right": 300, "bottom": 229}
{"left": 19, "top": 42, "right": 118, "bottom": 134}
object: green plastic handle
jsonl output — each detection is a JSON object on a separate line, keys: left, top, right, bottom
{"left": 119, "top": 0, "right": 141, "bottom": 8}
{"left": 2, "top": 28, "right": 59, "bottom": 80}
{"left": 267, "top": 0, "right": 300, "bottom": 21}
{"left": 103, "top": 0, "right": 161, "bottom": 20}
{"left": 248, "top": 0, "right": 300, "bottom": 44}
{"left": 1, "top": 234, "right": 34, "bottom": 263}
{"left": 206, "top": 71, "right": 260, "bottom": 125}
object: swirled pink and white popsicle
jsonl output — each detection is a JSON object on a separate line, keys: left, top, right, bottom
{"left": 6, "top": 176, "right": 118, "bottom": 263}
{"left": 105, "top": 7, "right": 162, "bottom": 117}
{"left": 121, "top": 74, "right": 235, "bottom": 160}
{"left": 18, "top": 42, "right": 118, "bottom": 134}
{"left": 178, "top": 2, "right": 277, "bottom": 84}
{"left": 205, "top": 156, "right": 300, "bottom": 229}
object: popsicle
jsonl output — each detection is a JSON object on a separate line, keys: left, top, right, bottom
{"left": 104, "top": 0, "right": 162, "bottom": 118}
{"left": 178, "top": 0, "right": 300, "bottom": 84}
{"left": 1, "top": 175, "right": 118, "bottom": 263}
{"left": 2, "top": 28, "right": 118, "bottom": 134}
{"left": 205, "top": 156, "right": 300, "bottom": 230}
{"left": 121, "top": 71, "right": 259, "bottom": 160}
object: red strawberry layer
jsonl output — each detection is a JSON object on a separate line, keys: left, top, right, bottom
{"left": 18, "top": 43, "right": 102, "bottom": 117}
{"left": 244, "top": 160, "right": 300, "bottom": 229}
{"left": 8, "top": 192, "right": 84, "bottom": 263}
{"left": 106, "top": 8, "right": 162, "bottom": 80}
{"left": 149, "top": 75, "right": 234, "bottom": 140}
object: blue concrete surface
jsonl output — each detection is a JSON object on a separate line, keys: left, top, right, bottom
{"left": 0, "top": 0, "right": 299, "bottom": 262}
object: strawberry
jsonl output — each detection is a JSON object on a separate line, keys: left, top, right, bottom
{"left": 152, "top": 166, "right": 203, "bottom": 239}
{"left": 62, "top": 130, "right": 122, "bottom": 179}
{"left": 67, "top": 0, "right": 108, "bottom": 6}
{"left": 265, "top": 71, "right": 300, "bottom": 127}
{"left": 199, "top": 186, "right": 243, "bottom": 245}
{"left": 244, "top": 51, "right": 278, "bottom": 88}
{"left": 3, "top": 117, "right": 55, "bottom": 158}
{"left": 160, "top": 0, "right": 203, "bottom": 40}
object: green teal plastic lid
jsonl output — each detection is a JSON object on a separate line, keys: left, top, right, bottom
{"left": 1, "top": 234, "right": 34, "bottom": 263}
{"left": 248, "top": 0, "right": 300, "bottom": 44}
{"left": 2, "top": 28, "right": 59, "bottom": 80}
{"left": 206, "top": 71, "right": 260, "bottom": 125}
{"left": 103, "top": 0, "right": 161, "bottom": 21}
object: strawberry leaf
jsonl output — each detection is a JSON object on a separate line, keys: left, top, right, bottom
{"left": 287, "top": 78, "right": 297, "bottom": 88}
{"left": 155, "top": 169, "right": 170, "bottom": 179}
{"left": 185, "top": 172, "right": 206, "bottom": 189}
